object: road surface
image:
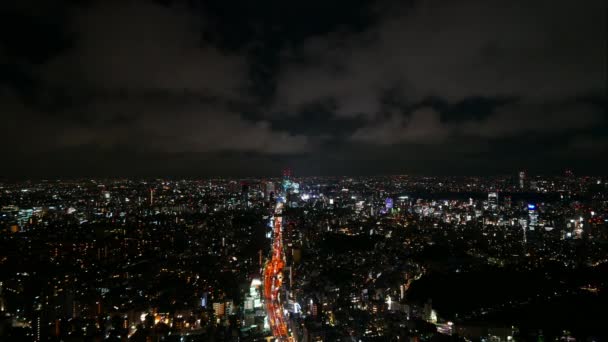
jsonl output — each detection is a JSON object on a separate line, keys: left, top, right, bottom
{"left": 264, "top": 201, "right": 292, "bottom": 341}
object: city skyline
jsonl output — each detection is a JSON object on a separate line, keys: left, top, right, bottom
{"left": 0, "top": 2, "right": 607, "bottom": 340}
{"left": 1, "top": 174, "right": 606, "bottom": 341}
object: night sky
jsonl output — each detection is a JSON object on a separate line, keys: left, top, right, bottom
{"left": 1, "top": 0, "right": 606, "bottom": 178}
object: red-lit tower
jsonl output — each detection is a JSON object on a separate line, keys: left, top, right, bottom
{"left": 282, "top": 168, "right": 292, "bottom": 180}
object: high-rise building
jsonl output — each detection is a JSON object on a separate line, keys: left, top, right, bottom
{"left": 213, "top": 302, "right": 226, "bottom": 317}
{"left": 504, "top": 195, "right": 512, "bottom": 209}
{"left": 241, "top": 182, "right": 249, "bottom": 207}
{"left": 385, "top": 198, "right": 393, "bottom": 211}
{"left": 0, "top": 281, "right": 5, "bottom": 312}
{"left": 282, "top": 168, "right": 292, "bottom": 193}
{"left": 282, "top": 168, "right": 292, "bottom": 179}
{"left": 423, "top": 299, "right": 434, "bottom": 322}
{"left": 519, "top": 171, "right": 526, "bottom": 189}
{"left": 530, "top": 181, "right": 539, "bottom": 191}
{"left": 528, "top": 203, "right": 538, "bottom": 229}
{"left": 488, "top": 192, "right": 498, "bottom": 211}
{"left": 265, "top": 181, "right": 275, "bottom": 202}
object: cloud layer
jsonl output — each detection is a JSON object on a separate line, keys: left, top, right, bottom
{"left": 275, "top": 0, "right": 605, "bottom": 115}
{"left": 0, "top": 0, "right": 606, "bottom": 176}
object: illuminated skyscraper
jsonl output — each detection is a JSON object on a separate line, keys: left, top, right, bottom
{"left": 519, "top": 171, "right": 526, "bottom": 189}
{"left": 241, "top": 182, "right": 250, "bottom": 207}
{"left": 385, "top": 198, "right": 393, "bottom": 211}
{"left": 528, "top": 203, "right": 538, "bottom": 229}
{"left": 504, "top": 195, "right": 512, "bottom": 209}
{"left": 282, "top": 168, "right": 292, "bottom": 179}
{"left": 265, "top": 181, "right": 275, "bottom": 202}
{"left": 0, "top": 281, "right": 5, "bottom": 312}
{"left": 282, "top": 168, "right": 292, "bottom": 193}
{"left": 488, "top": 192, "right": 498, "bottom": 210}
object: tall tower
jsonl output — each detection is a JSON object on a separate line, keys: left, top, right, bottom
{"left": 528, "top": 203, "right": 538, "bottom": 230}
{"left": 519, "top": 171, "right": 526, "bottom": 190}
{"left": 241, "top": 182, "right": 249, "bottom": 207}
{"left": 0, "top": 281, "right": 5, "bottom": 311}
{"left": 282, "top": 168, "right": 292, "bottom": 193}
{"left": 282, "top": 168, "right": 292, "bottom": 180}
{"left": 265, "top": 181, "right": 275, "bottom": 202}
{"left": 488, "top": 192, "right": 498, "bottom": 211}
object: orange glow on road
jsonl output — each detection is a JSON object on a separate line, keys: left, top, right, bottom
{"left": 264, "top": 202, "right": 291, "bottom": 340}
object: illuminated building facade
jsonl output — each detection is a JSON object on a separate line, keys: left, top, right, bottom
{"left": 519, "top": 171, "right": 526, "bottom": 189}
{"left": 488, "top": 192, "right": 498, "bottom": 211}
{"left": 528, "top": 204, "right": 538, "bottom": 229}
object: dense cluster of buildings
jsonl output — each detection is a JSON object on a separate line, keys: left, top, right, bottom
{"left": 0, "top": 172, "right": 606, "bottom": 341}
